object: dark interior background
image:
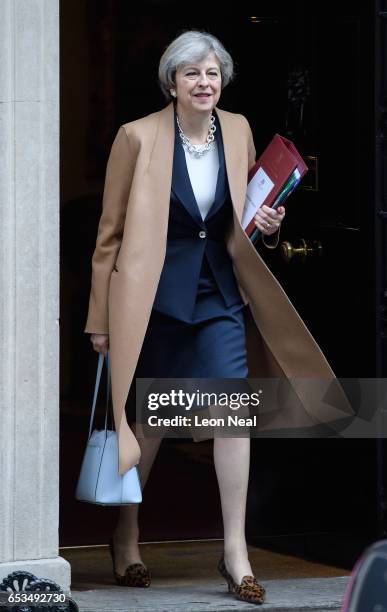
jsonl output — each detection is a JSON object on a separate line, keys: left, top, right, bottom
{"left": 60, "top": 0, "right": 383, "bottom": 569}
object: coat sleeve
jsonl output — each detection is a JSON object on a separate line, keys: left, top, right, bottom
{"left": 242, "top": 115, "right": 281, "bottom": 250}
{"left": 84, "top": 125, "right": 136, "bottom": 334}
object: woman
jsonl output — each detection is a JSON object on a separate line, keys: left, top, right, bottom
{"left": 85, "top": 30, "right": 350, "bottom": 606}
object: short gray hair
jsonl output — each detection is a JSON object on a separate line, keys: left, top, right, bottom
{"left": 158, "top": 30, "right": 234, "bottom": 100}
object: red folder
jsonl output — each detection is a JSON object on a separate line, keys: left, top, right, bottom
{"left": 243, "top": 134, "right": 308, "bottom": 237}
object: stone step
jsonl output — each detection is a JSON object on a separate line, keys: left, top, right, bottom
{"left": 71, "top": 575, "right": 348, "bottom": 611}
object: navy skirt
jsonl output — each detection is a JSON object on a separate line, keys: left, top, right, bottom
{"left": 125, "top": 267, "right": 248, "bottom": 423}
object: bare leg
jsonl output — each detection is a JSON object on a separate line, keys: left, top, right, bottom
{"left": 112, "top": 425, "right": 163, "bottom": 574}
{"left": 213, "top": 436, "right": 253, "bottom": 584}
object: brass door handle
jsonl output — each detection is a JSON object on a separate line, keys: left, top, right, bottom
{"left": 280, "top": 238, "right": 323, "bottom": 262}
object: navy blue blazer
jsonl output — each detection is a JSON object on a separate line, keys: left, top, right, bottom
{"left": 152, "top": 111, "right": 243, "bottom": 322}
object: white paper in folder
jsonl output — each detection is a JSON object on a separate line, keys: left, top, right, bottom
{"left": 241, "top": 167, "right": 275, "bottom": 230}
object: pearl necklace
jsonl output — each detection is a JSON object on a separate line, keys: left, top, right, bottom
{"left": 176, "top": 114, "right": 216, "bottom": 158}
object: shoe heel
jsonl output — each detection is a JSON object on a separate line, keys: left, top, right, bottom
{"left": 218, "top": 555, "right": 266, "bottom": 605}
{"left": 217, "top": 556, "right": 236, "bottom": 593}
{"left": 108, "top": 537, "right": 116, "bottom": 573}
{"left": 108, "top": 535, "right": 151, "bottom": 588}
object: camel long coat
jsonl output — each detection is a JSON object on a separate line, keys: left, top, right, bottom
{"left": 85, "top": 102, "right": 353, "bottom": 475}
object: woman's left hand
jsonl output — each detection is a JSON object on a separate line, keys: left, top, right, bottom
{"left": 254, "top": 205, "right": 285, "bottom": 235}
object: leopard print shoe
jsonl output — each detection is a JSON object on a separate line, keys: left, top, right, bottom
{"left": 217, "top": 555, "right": 266, "bottom": 605}
{"left": 108, "top": 537, "right": 151, "bottom": 587}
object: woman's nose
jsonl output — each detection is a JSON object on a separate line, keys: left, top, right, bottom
{"left": 198, "top": 72, "right": 209, "bottom": 85}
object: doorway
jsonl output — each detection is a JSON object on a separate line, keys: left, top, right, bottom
{"left": 60, "top": 0, "right": 379, "bottom": 569}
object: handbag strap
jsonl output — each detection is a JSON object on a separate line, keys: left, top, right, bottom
{"left": 88, "top": 352, "right": 112, "bottom": 441}
{"left": 106, "top": 351, "right": 113, "bottom": 429}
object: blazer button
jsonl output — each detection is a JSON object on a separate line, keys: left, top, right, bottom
{"left": 199, "top": 230, "right": 207, "bottom": 239}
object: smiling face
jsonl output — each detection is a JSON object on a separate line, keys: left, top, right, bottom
{"left": 174, "top": 52, "right": 222, "bottom": 117}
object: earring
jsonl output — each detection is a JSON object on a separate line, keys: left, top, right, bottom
{"left": 170, "top": 89, "right": 177, "bottom": 98}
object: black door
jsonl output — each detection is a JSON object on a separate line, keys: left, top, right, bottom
{"left": 243, "top": 1, "right": 383, "bottom": 567}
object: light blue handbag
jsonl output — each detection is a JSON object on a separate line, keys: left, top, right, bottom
{"left": 75, "top": 352, "right": 142, "bottom": 505}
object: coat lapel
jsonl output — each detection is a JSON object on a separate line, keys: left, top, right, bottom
{"left": 109, "top": 103, "right": 176, "bottom": 475}
{"left": 215, "top": 107, "right": 247, "bottom": 222}
{"left": 148, "top": 103, "right": 176, "bottom": 198}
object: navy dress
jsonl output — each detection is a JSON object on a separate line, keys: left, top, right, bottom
{"left": 125, "top": 111, "right": 248, "bottom": 422}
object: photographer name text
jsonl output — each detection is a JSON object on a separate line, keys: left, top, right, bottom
{"left": 147, "top": 414, "right": 257, "bottom": 427}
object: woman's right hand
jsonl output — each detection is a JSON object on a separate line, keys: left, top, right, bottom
{"left": 90, "top": 333, "right": 109, "bottom": 355}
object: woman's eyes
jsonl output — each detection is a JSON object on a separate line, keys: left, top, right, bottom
{"left": 185, "top": 71, "right": 219, "bottom": 78}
